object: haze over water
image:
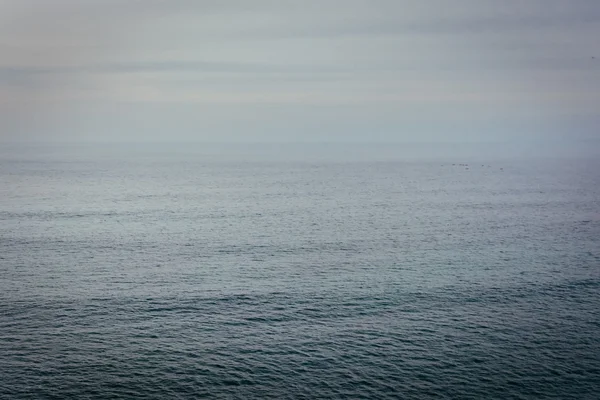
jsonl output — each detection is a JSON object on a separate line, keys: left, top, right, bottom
{"left": 1, "top": 142, "right": 599, "bottom": 399}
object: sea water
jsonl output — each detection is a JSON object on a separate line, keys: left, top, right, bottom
{"left": 1, "top": 142, "right": 599, "bottom": 399}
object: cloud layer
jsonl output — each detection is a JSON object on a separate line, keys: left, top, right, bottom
{"left": 1, "top": 0, "right": 599, "bottom": 141}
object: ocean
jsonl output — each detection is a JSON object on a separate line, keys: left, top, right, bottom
{"left": 1, "top": 142, "right": 599, "bottom": 399}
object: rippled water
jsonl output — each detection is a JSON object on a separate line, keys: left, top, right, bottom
{"left": 1, "top": 143, "right": 599, "bottom": 399}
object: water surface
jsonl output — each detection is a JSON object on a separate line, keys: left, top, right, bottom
{"left": 1, "top": 143, "right": 599, "bottom": 399}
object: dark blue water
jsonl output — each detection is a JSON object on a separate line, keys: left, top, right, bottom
{"left": 1, "top": 143, "right": 599, "bottom": 399}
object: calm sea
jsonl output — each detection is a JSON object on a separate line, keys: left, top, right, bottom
{"left": 1, "top": 142, "right": 599, "bottom": 399}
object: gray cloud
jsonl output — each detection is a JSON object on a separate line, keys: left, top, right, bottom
{"left": 0, "top": 61, "right": 348, "bottom": 77}
{"left": 0, "top": 0, "right": 599, "bottom": 142}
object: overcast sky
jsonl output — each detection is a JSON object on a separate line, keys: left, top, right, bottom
{"left": 0, "top": 0, "right": 598, "bottom": 142}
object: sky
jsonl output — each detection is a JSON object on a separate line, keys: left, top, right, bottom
{"left": 0, "top": 0, "right": 599, "bottom": 143}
